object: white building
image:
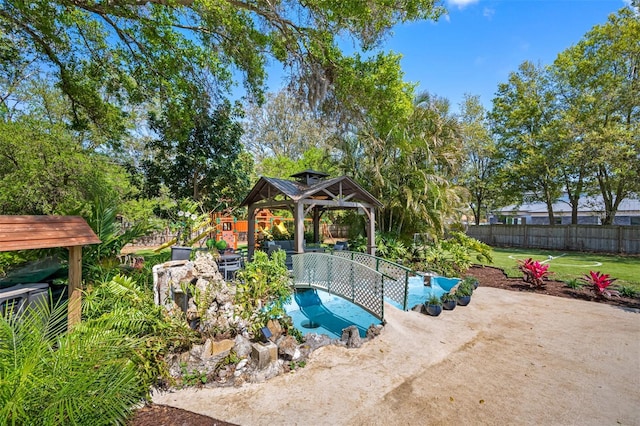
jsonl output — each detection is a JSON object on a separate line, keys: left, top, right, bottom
{"left": 492, "top": 195, "right": 640, "bottom": 226}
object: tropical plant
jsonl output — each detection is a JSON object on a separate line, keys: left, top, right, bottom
{"left": 234, "top": 250, "right": 293, "bottom": 337}
{"left": 0, "top": 300, "right": 146, "bottom": 424}
{"left": 156, "top": 199, "right": 213, "bottom": 250}
{"left": 441, "top": 292, "right": 457, "bottom": 302}
{"left": 455, "top": 279, "right": 474, "bottom": 298}
{"left": 517, "top": 258, "right": 551, "bottom": 288}
{"left": 79, "top": 196, "right": 151, "bottom": 282}
{"left": 82, "top": 273, "right": 197, "bottom": 383}
{"left": 565, "top": 278, "right": 585, "bottom": 290}
{"left": 582, "top": 271, "right": 620, "bottom": 299}
{"left": 617, "top": 285, "right": 637, "bottom": 298}
{"left": 426, "top": 294, "right": 442, "bottom": 306}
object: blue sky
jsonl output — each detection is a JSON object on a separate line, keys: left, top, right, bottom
{"left": 263, "top": 0, "right": 631, "bottom": 113}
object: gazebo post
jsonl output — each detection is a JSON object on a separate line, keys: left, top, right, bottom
{"left": 67, "top": 245, "right": 83, "bottom": 330}
{"left": 247, "top": 206, "right": 256, "bottom": 260}
{"left": 294, "top": 202, "right": 305, "bottom": 253}
{"left": 367, "top": 207, "right": 376, "bottom": 256}
{"left": 313, "top": 207, "right": 321, "bottom": 244}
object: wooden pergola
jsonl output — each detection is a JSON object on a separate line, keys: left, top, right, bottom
{"left": 0, "top": 215, "right": 100, "bottom": 329}
{"left": 241, "top": 170, "right": 382, "bottom": 259}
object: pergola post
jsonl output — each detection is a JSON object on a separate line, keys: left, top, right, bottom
{"left": 367, "top": 207, "right": 376, "bottom": 256}
{"left": 313, "top": 207, "right": 321, "bottom": 244}
{"left": 294, "top": 201, "right": 305, "bottom": 253}
{"left": 67, "top": 245, "right": 82, "bottom": 330}
{"left": 247, "top": 206, "right": 256, "bottom": 260}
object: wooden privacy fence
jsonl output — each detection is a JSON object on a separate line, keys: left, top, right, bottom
{"left": 466, "top": 225, "right": 640, "bottom": 254}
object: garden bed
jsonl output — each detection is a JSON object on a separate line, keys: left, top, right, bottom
{"left": 465, "top": 265, "right": 640, "bottom": 309}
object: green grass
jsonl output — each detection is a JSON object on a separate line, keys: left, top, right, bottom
{"left": 480, "top": 247, "right": 640, "bottom": 292}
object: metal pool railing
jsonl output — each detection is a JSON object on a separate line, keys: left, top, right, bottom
{"left": 331, "top": 251, "right": 414, "bottom": 310}
{"left": 291, "top": 253, "right": 385, "bottom": 321}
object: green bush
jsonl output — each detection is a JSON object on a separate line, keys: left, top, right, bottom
{"left": 0, "top": 301, "right": 146, "bottom": 425}
{"left": 234, "top": 250, "right": 293, "bottom": 337}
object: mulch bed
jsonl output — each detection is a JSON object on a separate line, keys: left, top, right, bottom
{"left": 128, "top": 264, "right": 639, "bottom": 425}
{"left": 465, "top": 265, "right": 640, "bottom": 310}
{"left": 128, "top": 404, "right": 238, "bottom": 426}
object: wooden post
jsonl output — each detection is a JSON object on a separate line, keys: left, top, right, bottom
{"left": 295, "top": 202, "right": 305, "bottom": 253}
{"left": 313, "top": 207, "right": 320, "bottom": 244}
{"left": 67, "top": 245, "right": 82, "bottom": 330}
{"left": 247, "top": 206, "right": 256, "bottom": 261}
{"left": 367, "top": 207, "right": 376, "bottom": 256}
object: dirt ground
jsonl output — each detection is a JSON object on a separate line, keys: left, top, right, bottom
{"left": 130, "top": 266, "right": 640, "bottom": 426}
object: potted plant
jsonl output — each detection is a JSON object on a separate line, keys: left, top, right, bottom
{"left": 462, "top": 275, "right": 479, "bottom": 290}
{"left": 424, "top": 294, "right": 443, "bottom": 316}
{"left": 441, "top": 292, "right": 457, "bottom": 310}
{"left": 215, "top": 239, "right": 228, "bottom": 254}
{"left": 455, "top": 279, "right": 473, "bottom": 306}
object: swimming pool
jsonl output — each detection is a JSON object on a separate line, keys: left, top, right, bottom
{"left": 285, "top": 275, "right": 460, "bottom": 338}
{"left": 284, "top": 288, "right": 380, "bottom": 338}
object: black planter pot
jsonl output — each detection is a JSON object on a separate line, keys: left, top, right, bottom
{"left": 425, "top": 303, "right": 442, "bottom": 316}
{"left": 457, "top": 295, "right": 471, "bottom": 306}
{"left": 171, "top": 246, "right": 193, "bottom": 261}
{"left": 442, "top": 299, "right": 457, "bottom": 310}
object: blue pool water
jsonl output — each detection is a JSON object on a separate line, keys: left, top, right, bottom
{"left": 284, "top": 288, "right": 380, "bottom": 338}
{"left": 285, "top": 275, "right": 460, "bottom": 338}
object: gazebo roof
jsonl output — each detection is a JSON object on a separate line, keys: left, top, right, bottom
{"left": 240, "top": 174, "right": 382, "bottom": 208}
{"left": 0, "top": 215, "right": 101, "bottom": 252}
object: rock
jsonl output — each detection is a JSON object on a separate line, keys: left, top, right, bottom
{"left": 277, "top": 335, "right": 299, "bottom": 360}
{"left": 236, "top": 358, "right": 248, "bottom": 370}
{"left": 303, "top": 333, "right": 334, "bottom": 351}
{"left": 202, "top": 338, "right": 235, "bottom": 360}
{"left": 266, "top": 318, "right": 284, "bottom": 341}
{"left": 249, "top": 360, "right": 285, "bottom": 383}
{"left": 366, "top": 324, "right": 383, "bottom": 339}
{"left": 341, "top": 325, "right": 362, "bottom": 348}
{"left": 234, "top": 334, "right": 253, "bottom": 358}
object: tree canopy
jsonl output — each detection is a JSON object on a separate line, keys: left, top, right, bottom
{"left": 1, "top": 0, "right": 444, "bottom": 140}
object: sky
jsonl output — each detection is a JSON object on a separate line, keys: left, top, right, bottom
{"left": 263, "top": 0, "right": 633, "bottom": 113}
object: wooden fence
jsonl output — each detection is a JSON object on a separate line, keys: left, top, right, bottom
{"left": 466, "top": 225, "right": 640, "bottom": 255}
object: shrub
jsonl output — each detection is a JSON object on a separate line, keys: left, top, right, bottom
{"left": 0, "top": 301, "right": 146, "bottom": 424}
{"left": 617, "top": 285, "right": 637, "bottom": 298}
{"left": 582, "top": 271, "right": 619, "bottom": 299}
{"left": 565, "top": 278, "right": 585, "bottom": 290}
{"left": 234, "top": 250, "right": 293, "bottom": 337}
{"left": 517, "top": 258, "right": 551, "bottom": 288}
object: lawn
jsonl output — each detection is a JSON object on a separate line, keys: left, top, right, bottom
{"left": 480, "top": 247, "right": 640, "bottom": 292}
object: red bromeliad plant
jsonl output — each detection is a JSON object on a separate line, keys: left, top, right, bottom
{"left": 582, "top": 271, "right": 619, "bottom": 299}
{"left": 517, "top": 258, "right": 551, "bottom": 288}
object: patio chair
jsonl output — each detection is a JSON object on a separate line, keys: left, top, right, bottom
{"left": 219, "top": 257, "right": 242, "bottom": 281}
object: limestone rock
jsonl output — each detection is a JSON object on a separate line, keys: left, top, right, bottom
{"left": 341, "top": 325, "right": 362, "bottom": 348}
{"left": 234, "top": 334, "right": 253, "bottom": 358}
{"left": 266, "top": 318, "right": 283, "bottom": 341}
{"left": 277, "top": 335, "right": 299, "bottom": 360}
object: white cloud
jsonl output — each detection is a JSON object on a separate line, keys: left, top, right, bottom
{"left": 483, "top": 7, "right": 495, "bottom": 19}
{"left": 447, "top": 0, "right": 480, "bottom": 9}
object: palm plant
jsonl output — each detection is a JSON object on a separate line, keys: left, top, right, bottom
{"left": 0, "top": 300, "right": 145, "bottom": 425}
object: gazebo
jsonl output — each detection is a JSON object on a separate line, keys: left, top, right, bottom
{"left": 240, "top": 170, "right": 382, "bottom": 259}
{"left": 0, "top": 215, "right": 100, "bottom": 329}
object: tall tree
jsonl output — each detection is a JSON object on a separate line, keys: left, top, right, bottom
{"left": 552, "top": 7, "right": 640, "bottom": 224}
{"left": 143, "top": 100, "right": 251, "bottom": 211}
{"left": 458, "top": 94, "right": 502, "bottom": 225}
{"left": 242, "top": 89, "right": 336, "bottom": 175}
{"left": 0, "top": 0, "right": 444, "bottom": 140}
{"left": 490, "top": 61, "right": 563, "bottom": 225}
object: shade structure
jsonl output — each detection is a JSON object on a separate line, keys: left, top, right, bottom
{"left": 0, "top": 215, "right": 100, "bottom": 328}
{"left": 240, "top": 171, "right": 382, "bottom": 260}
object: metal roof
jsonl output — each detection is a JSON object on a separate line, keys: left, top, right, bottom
{"left": 0, "top": 215, "right": 101, "bottom": 251}
{"left": 240, "top": 174, "right": 382, "bottom": 208}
